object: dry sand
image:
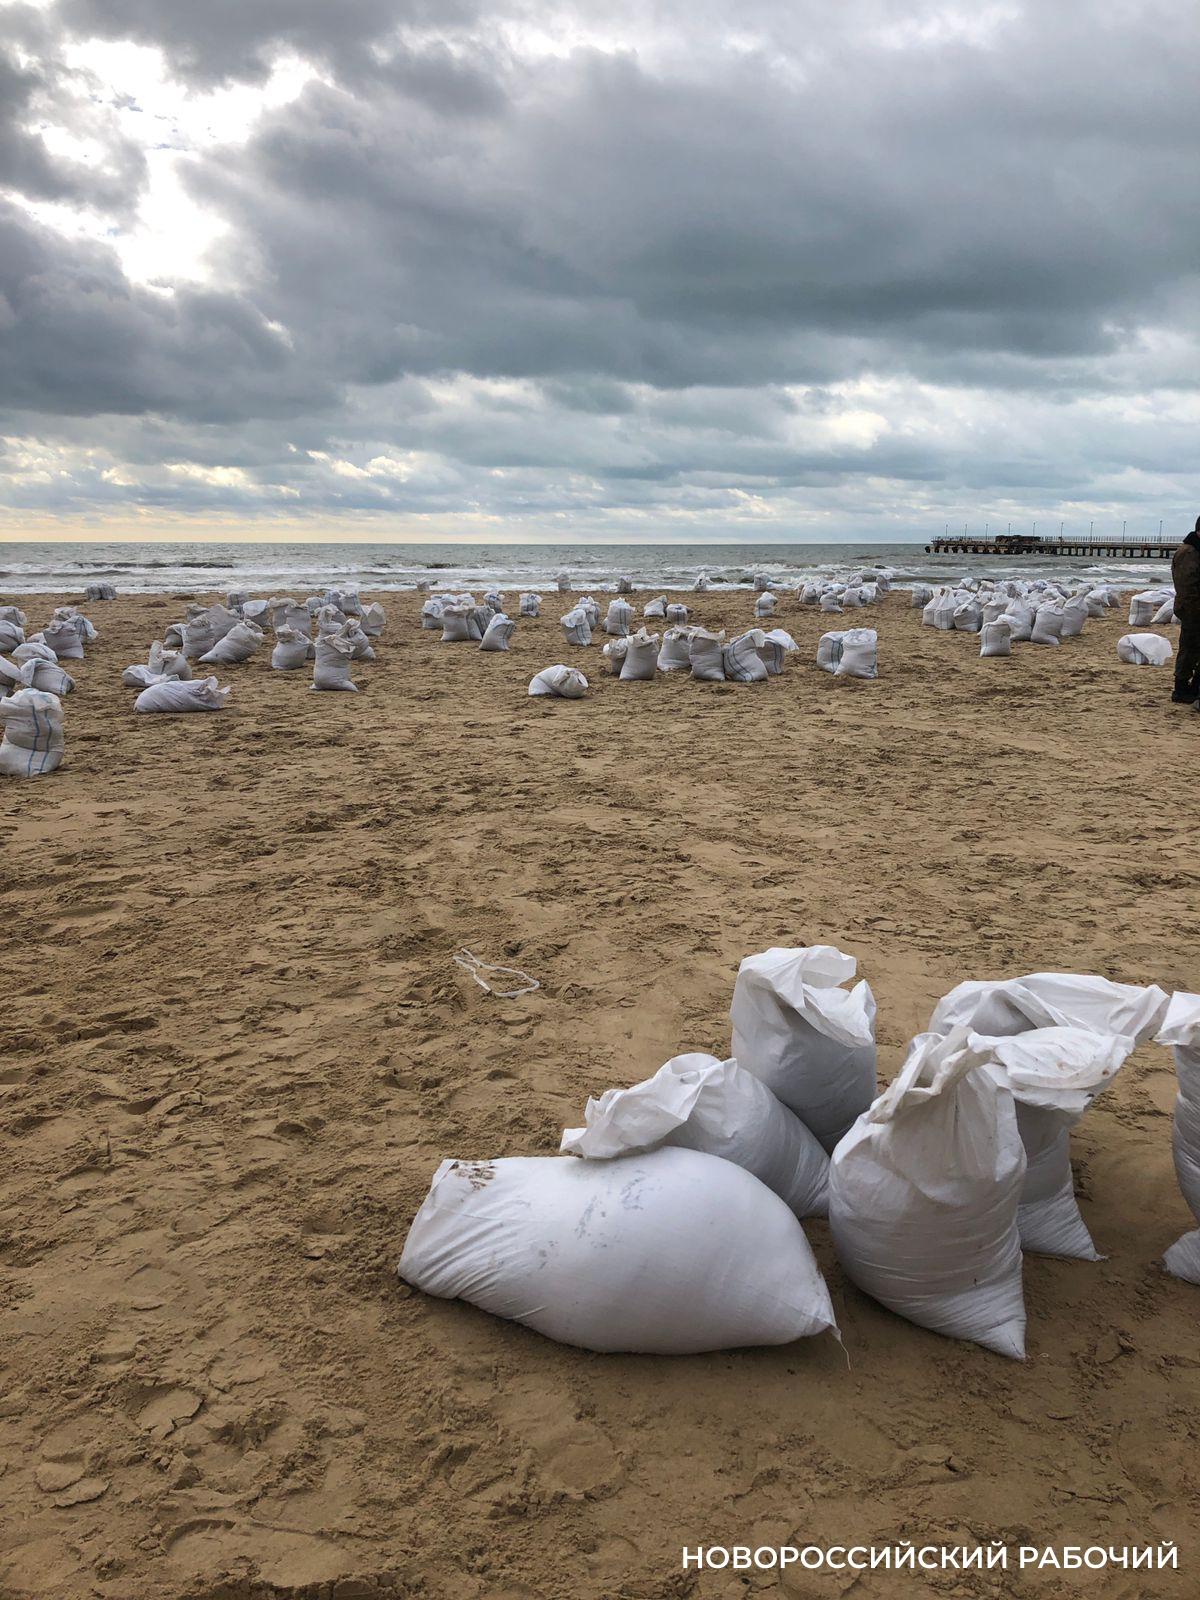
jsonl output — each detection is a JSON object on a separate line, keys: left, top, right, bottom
{"left": 1, "top": 588, "right": 1198, "bottom": 1600}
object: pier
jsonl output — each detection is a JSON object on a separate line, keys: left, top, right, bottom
{"left": 925, "top": 534, "right": 1175, "bottom": 559}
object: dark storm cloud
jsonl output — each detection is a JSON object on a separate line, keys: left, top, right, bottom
{"left": 2, "top": 0, "right": 1199, "bottom": 528}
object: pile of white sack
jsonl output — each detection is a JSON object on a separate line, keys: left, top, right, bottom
{"left": 84, "top": 582, "right": 117, "bottom": 601}
{"left": 916, "top": 576, "right": 1125, "bottom": 650}
{"left": 401, "top": 942, "right": 1198, "bottom": 1361}
{"left": 122, "top": 588, "right": 389, "bottom": 702}
{"left": 400, "top": 941, "right": 872, "bottom": 1354}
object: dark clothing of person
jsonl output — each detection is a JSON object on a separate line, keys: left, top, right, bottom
{"left": 1173, "top": 531, "right": 1200, "bottom": 699}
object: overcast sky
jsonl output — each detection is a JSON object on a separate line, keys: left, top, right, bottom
{"left": 1, "top": 0, "right": 1198, "bottom": 544}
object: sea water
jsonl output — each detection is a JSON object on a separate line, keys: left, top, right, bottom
{"left": 0, "top": 539, "right": 1173, "bottom": 595}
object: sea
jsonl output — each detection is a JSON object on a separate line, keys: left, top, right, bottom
{"left": 0, "top": 540, "right": 1174, "bottom": 596}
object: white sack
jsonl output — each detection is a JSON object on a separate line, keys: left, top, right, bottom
{"left": 656, "top": 628, "right": 693, "bottom": 672}
{"left": 665, "top": 603, "right": 690, "bottom": 625}
{"left": 980, "top": 618, "right": 1013, "bottom": 658}
{"left": 1152, "top": 596, "right": 1177, "bottom": 625}
{"left": 440, "top": 604, "right": 473, "bottom": 643}
{"left": 834, "top": 627, "right": 877, "bottom": 679}
{"left": 731, "top": 944, "right": 878, "bottom": 1152}
{"left": 421, "top": 599, "right": 445, "bottom": 630}
{"left": 604, "top": 599, "right": 633, "bottom": 637}
{"left": 1156, "top": 995, "right": 1200, "bottom": 1284}
{"left": 816, "top": 631, "right": 843, "bottom": 673}
{"left": 199, "top": 621, "right": 263, "bottom": 664}
{"left": 642, "top": 596, "right": 667, "bottom": 619}
{"left": 910, "top": 584, "right": 934, "bottom": 608}
{"left": 616, "top": 576, "right": 634, "bottom": 594}
{"left": 689, "top": 627, "right": 726, "bottom": 682}
{"left": 601, "top": 637, "right": 629, "bottom": 674}
{"left": 41, "top": 618, "right": 85, "bottom": 659}
{"left": 399, "top": 1147, "right": 837, "bottom": 1354}
{"left": 341, "top": 622, "right": 376, "bottom": 660}
{"left": 931, "top": 971, "right": 1169, "bottom": 1043}
{"left": 1117, "top": 632, "right": 1173, "bottom": 666}
{"left": 556, "top": 571, "right": 571, "bottom": 592}
{"left": 480, "top": 615, "right": 515, "bottom": 652}
{"left": 1128, "top": 592, "right": 1159, "bottom": 626}
{"left": 973, "top": 1027, "right": 1136, "bottom": 1260}
{"left": 619, "top": 628, "right": 660, "bottom": 681}
{"left": 755, "top": 592, "right": 777, "bottom": 618}
{"left": 561, "top": 1053, "right": 830, "bottom": 1218}
{"left": 1060, "top": 598, "right": 1089, "bottom": 638}
{"left": 12, "top": 640, "right": 55, "bottom": 664}
{"left": 361, "top": 602, "right": 387, "bottom": 636}
{"left": 518, "top": 593, "right": 541, "bottom": 618}
{"left": 723, "top": 631, "right": 769, "bottom": 683}
{"left": 1003, "top": 601, "right": 1035, "bottom": 642}
{"left": 561, "top": 607, "right": 592, "bottom": 647}
{"left": 580, "top": 596, "right": 601, "bottom": 627}
{"left": 829, "top": 1029, "right": 1027, "bottom": 1358}
{"left": 528, "top": 665, "right": 588, "bottom": 698}
{"left": 312, "top": 634, "right": 358, "bottom": 691}
{"left": 271, "top": 626, "right": 310, "bottom": 669}
{"left": 0, "top": 620, "right": 25, "bottom": 652}
{"left": 757, "top": 628, "right": 797, "bottom": 675}
{"left": 0, "top": 688, "right": 64, "bottom": 776}
{"left": 1030, "top": 604, "right": 1064, "bottom": 646}
{"left": 134, "top": 676, "right": 229, "bottom": 713}
{"left": 953, "top": 601, "right": 983, "bottom": 633}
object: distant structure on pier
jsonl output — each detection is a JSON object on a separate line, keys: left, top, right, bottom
{"left": 926, "top": 533, "right": 1173, "bottom": 559}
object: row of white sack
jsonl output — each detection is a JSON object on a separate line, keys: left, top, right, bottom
{"left": 122, "top": 614, "right": 379, "bottom": 677}
{"left": 123, "top": 632, "right": 373, "bottom": 696}
{"left": 528, "top": 626, "right": 877, "bottom": 692}
{"left": 921, "top": 591, "right": 1100, "bottom": 642}
{"left": 0, "top": 605, "right": 98, "bottom": 659}
{"left": 1128, "top": 588, "right": 1178, "bottom": 626}
{"left": 84, "top": 583, "right": 117, "bottom": 601}
{"left": 219, "top": 588, "right": 380, "bottom": 623}
{"left": 400, "top": 951, "right": 1191, "bottom": 1359}
{"left": 162, "top": 599, "right": 385, "bottom": 659}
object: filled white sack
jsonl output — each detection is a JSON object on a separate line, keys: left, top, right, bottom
{"left": 528, "top": 665, "right": 588, "bottom": 698}
{"left": 953, "top": 601, "right": 983, "bottom": 633}
{"left": 620, "top": 628, "right": 660, "bottom": 681}
{"left": 0, "top": 619, "right": 25, "bottom": 652}
{"left": 979, "top": 618, "right": 1013, "bottom": 658}
{"left": 601, "top": 637, "right": 629, "bottom": 674}
{"left": 134, "top": 676, "right": 230, "bottom": 713}
{"left": 816, "top": 631, "right": 844, "bottom": 673}
{"left": 199, "top": 620, "right": 264, "bottom": 665}
{"left": 440, "top": 604, "right": 473, "bottom": 643}
{"left": 834, "top": 627, "right": 877, "bottom": 679}
{"left": 1117, "top": 632, "right": 1173, "bottom": 666}
{"left": 1152, "top": 596, "right": 1177, "bottom": 625}
{"left": 1059, "top": 598, "right": 1089, "bottom": 638}
{"left": 311, "top": 633, "right": 358, "bottom": 691}
{"left": 556, "top": 571, "right": 571, "bottom": 592}
{"left": 518, "top": 592, "right": 541, "bottom": 618}
{"left": 12, "top": 640, "right": 55, "bottom": 664}
{"left": 972, "top": 1027, "right": 1136, "bottom": 1260}
{"left": 1, "top": 655, "right": 74, "bottom": 697}
{"left": 1003, "top": 601, "right": 1035, "bottom": 642}
{"left": 484, "top": 589, "right": 505, "bottom": 612}
{"left": 731, "top": 944, "right": 877, "bottom": 1153}
{"left": 1156, "top": 994, "right": 1200, "bottom": 1284}
{"left": 580, "top": 596, "right": 601, "bottom": 627}
{"left": 0, "top": 687, "right": 64, "bottom": 777}
{"left": 561, "top": 1052, "right": 830, "bottom": 1218}
{"left": 930, "top": 971, "right": 1169, "bottom": 1045}
{"left": 360, "top": 601, "right": 387, "bottom": 636}
{"left": 723, "top": 631, "right": 769, "bottom": 683}
{"left": 829, "top": 1029, "right": 1027, "bottom": 1359}
{"left": 479, "top": 614, "right": 515, "bottom": 652}
{"left": 689, "top": 627, "right": 726, "bottom": 681}
{"left": 1128, "top": 592, "right": 1159, "bottom": 626}
{"left": 271, "top": 626, "right": 310, "bottom": 670}
{"left": 398, "top": 1147, "right": 837, "bottom": 1354}
{"left": 755, "top": 592, "right": 777, "bottom": 618}
{"left": 665, "top": 602, "right": 690, "bottom": 625}
{"left": 616, "top": 576, "right": 634, "bottom": 594}
{"left": 605, "top": 599, "right": 633, "bottom": 636}
{"left": 642, "top": 596, "right": 667, "bottom": 619}
{"left": 657, "top": 628, "right": 693, "bottom": 672}
{"left": 421, "top": 598, "right": 445, "bottom": 630}
{"left": 340, "top": 622, "right": 375, "bottom": 661}
{"left": 1030, "top": 604, "right": 1063, "bottom": 646}
{"left": 757, "top": 628, "right": 797, "bottom": 675}
{"left": 561, "top": 606, "right": 592, "bottom": 647}
{"left": 40, "top": 617, "right": 85, "bottom": 659}
{"left": 910, "top": 583, "right": 934, "bottom": 608}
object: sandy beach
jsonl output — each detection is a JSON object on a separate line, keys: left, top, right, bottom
{"left": 2, "top": 587, "right": 1197, "bottom": 1599}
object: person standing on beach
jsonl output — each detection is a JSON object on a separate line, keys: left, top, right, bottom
{"left": 1172, "top": 516, "right": 1200, "bottom": 706}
